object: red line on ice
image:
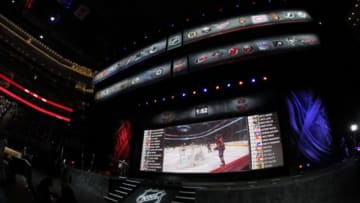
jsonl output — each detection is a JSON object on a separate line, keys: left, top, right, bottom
{"left": 211, "top": 154, "right": 250, "bottom": 173}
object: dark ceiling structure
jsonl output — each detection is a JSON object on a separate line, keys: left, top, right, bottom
{"left": 0, "top": 0, "right": 356, "bottom": 71}
{"left": 0, "top": 0, "right": 359, "bottom": 178}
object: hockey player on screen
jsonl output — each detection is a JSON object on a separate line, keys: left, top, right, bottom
{"left": 214, "top": 134, "right": 225, "bottom": 166}
{"left": 179, "top": 143, "right": 187, "bottom": 163}
{"left": 207, "top": 140, "right": 212, "bottom": 153}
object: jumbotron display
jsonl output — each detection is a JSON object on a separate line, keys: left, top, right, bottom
{"left": 140, "top": 112, "right": 284, "bottom": 173}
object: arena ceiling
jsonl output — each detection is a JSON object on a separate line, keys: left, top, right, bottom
{"left": 0, "top": 0, "right": 354, "bottom": 72}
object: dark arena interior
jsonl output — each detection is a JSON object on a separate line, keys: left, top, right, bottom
{"left": 0, "top": 0, "right": 360, "bottom": 203}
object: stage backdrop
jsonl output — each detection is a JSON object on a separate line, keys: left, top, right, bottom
{"left": 112, "top": 121, "right": 132, "bottom": 169}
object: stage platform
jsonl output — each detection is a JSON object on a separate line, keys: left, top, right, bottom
{"left": 106, "top": 158, "right": 360, "bottom": 203}
{"left": 1, "top": 158, "right": 360, "bottom": 203}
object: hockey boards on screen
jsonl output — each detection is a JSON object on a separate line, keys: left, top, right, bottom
{"left": 140, "top": 112, "right": 284, "bottom": 173}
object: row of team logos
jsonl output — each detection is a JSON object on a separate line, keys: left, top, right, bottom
{"left": 189, "top": 34, "right": 319, "bottom": 67}
{"left": 95, "top": 63, "right": 171, "bottom": 101}
{"left": 93, "top": 10, "right": 311, "bottom": 84}
{"left": 93, "top": 40, "right": 167, "bottom": 83}
{"left": 95, "top": 34, "right": 319, "bottom": 101}
{"left": 184, "top": 10, "right": 310, "bottom": 42}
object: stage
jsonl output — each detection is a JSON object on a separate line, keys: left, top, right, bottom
{"left": 105, "top": 158, "right": 360, "bottom": 203}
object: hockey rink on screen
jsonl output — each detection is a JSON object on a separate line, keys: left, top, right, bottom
{"left": 162, "top": 141, "right": 249, "bottom": 173}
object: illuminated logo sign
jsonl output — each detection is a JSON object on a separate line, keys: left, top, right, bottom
{"left": 169, "top": 35, "right": 181, "bottom": 46}
{"left": 131, "top": 77, "right": 141, "bottom": 85}
{"left": 149, "top": 45, "right": 158, "bottom": 54}
{"left": 284, "top": 12, "right": 296, "bottom": 19}
{"left": 239, "top": 17, "right": 247, "bottom": 25}
{"left": 299, "top": 37, "right": 316, "bottom": 44}
{"left": 297, "top": 11, "right": 307, "bottom": 18}
{"left": 174, "top": 60, "right": 186, "bottom": 68}
{"left": 124, "top": 56, "right": 133, "bottom": 66}
{"left": 211, "top": 50, "right": 224, "bottom": 58}
{"left": 215, "top": 21, "right": 230, "bottom": 30}
{"left": 256, "top": 41, "right": 271, "bottom": 50}
{"left": 228, "top": 47, "right": 239, "bottom": 56}
{"left": 152, "top": 68, "right": 164, "bottom": 77}
{"left": 134, "top": 52, "right": 143, "bottom": 61}
{"left": 201, "top": 26, "right": 212, "bottom": 33}
{"left": 136, "top": 189, "right": 166, "bottom": 203}
{"left": 195, "top": 55, "right": 209, "bottom": 64}
{"left": 242, "top": 45, "right": 254, "bottom": 53}
{"left": 270, "top": 13, "right": 280, "bottom": 21}
{"left": 286, "top": 37, "right": 296, "bottom": 46}
{"left": 272, "top": 40, "right": 284, "bottom": 47}
{"left": 187, "top": 31, "right": 197, "bottom": 39}
{"left": 200, "top": 21, "right": 229, "bottom": 34}
{"left": 251, "top": 15, "right": 269, "bottom": 24}
{"left": 174, "top": 59, "right": 187, "bottom": 72}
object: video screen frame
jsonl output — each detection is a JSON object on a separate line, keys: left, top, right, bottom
{"left": 140, "top": 112, "right": 284, "bottom": 174}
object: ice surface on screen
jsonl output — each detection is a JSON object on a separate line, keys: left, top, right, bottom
{"left": 140, "top": 112, "right": 283, "bottom": 173}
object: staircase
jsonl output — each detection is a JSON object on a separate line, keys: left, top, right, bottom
{"left": 171, "top": 186, "right": 199, "bottom": 203}
{"left": 104, "top": 177, "right": 143, "bottom": 203}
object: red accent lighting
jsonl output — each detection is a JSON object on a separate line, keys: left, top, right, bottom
{"left": 25, "top": 0, "right": 35, "bottom": 10}
{"left": 112, "top": 121, "right": 132, "bottom": 171}
{"left": 0, "top": 73, "right": 73, "bottom": 113}
{"left": 0, "top": 87, "right": 71, "bottom": 122}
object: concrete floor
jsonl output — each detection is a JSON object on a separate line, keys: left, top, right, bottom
{"left": 0, "top": 168, "right": 108, "bottom": 203}
{"left": 1, "top": 158, "right": 360, "bottom": 203}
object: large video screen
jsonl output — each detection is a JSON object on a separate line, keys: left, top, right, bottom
{"left": 140, "top": 112, "right": 284, "bottom": 173}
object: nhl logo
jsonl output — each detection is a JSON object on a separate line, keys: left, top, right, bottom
{"left": 136, "top": 189, "right": 166, "bottom": 203}
{"left": 152, "top": 67, "right": 164, "bottom": 78}
{"left": 187, "top": 31, "right": 197, "bottom": 39}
